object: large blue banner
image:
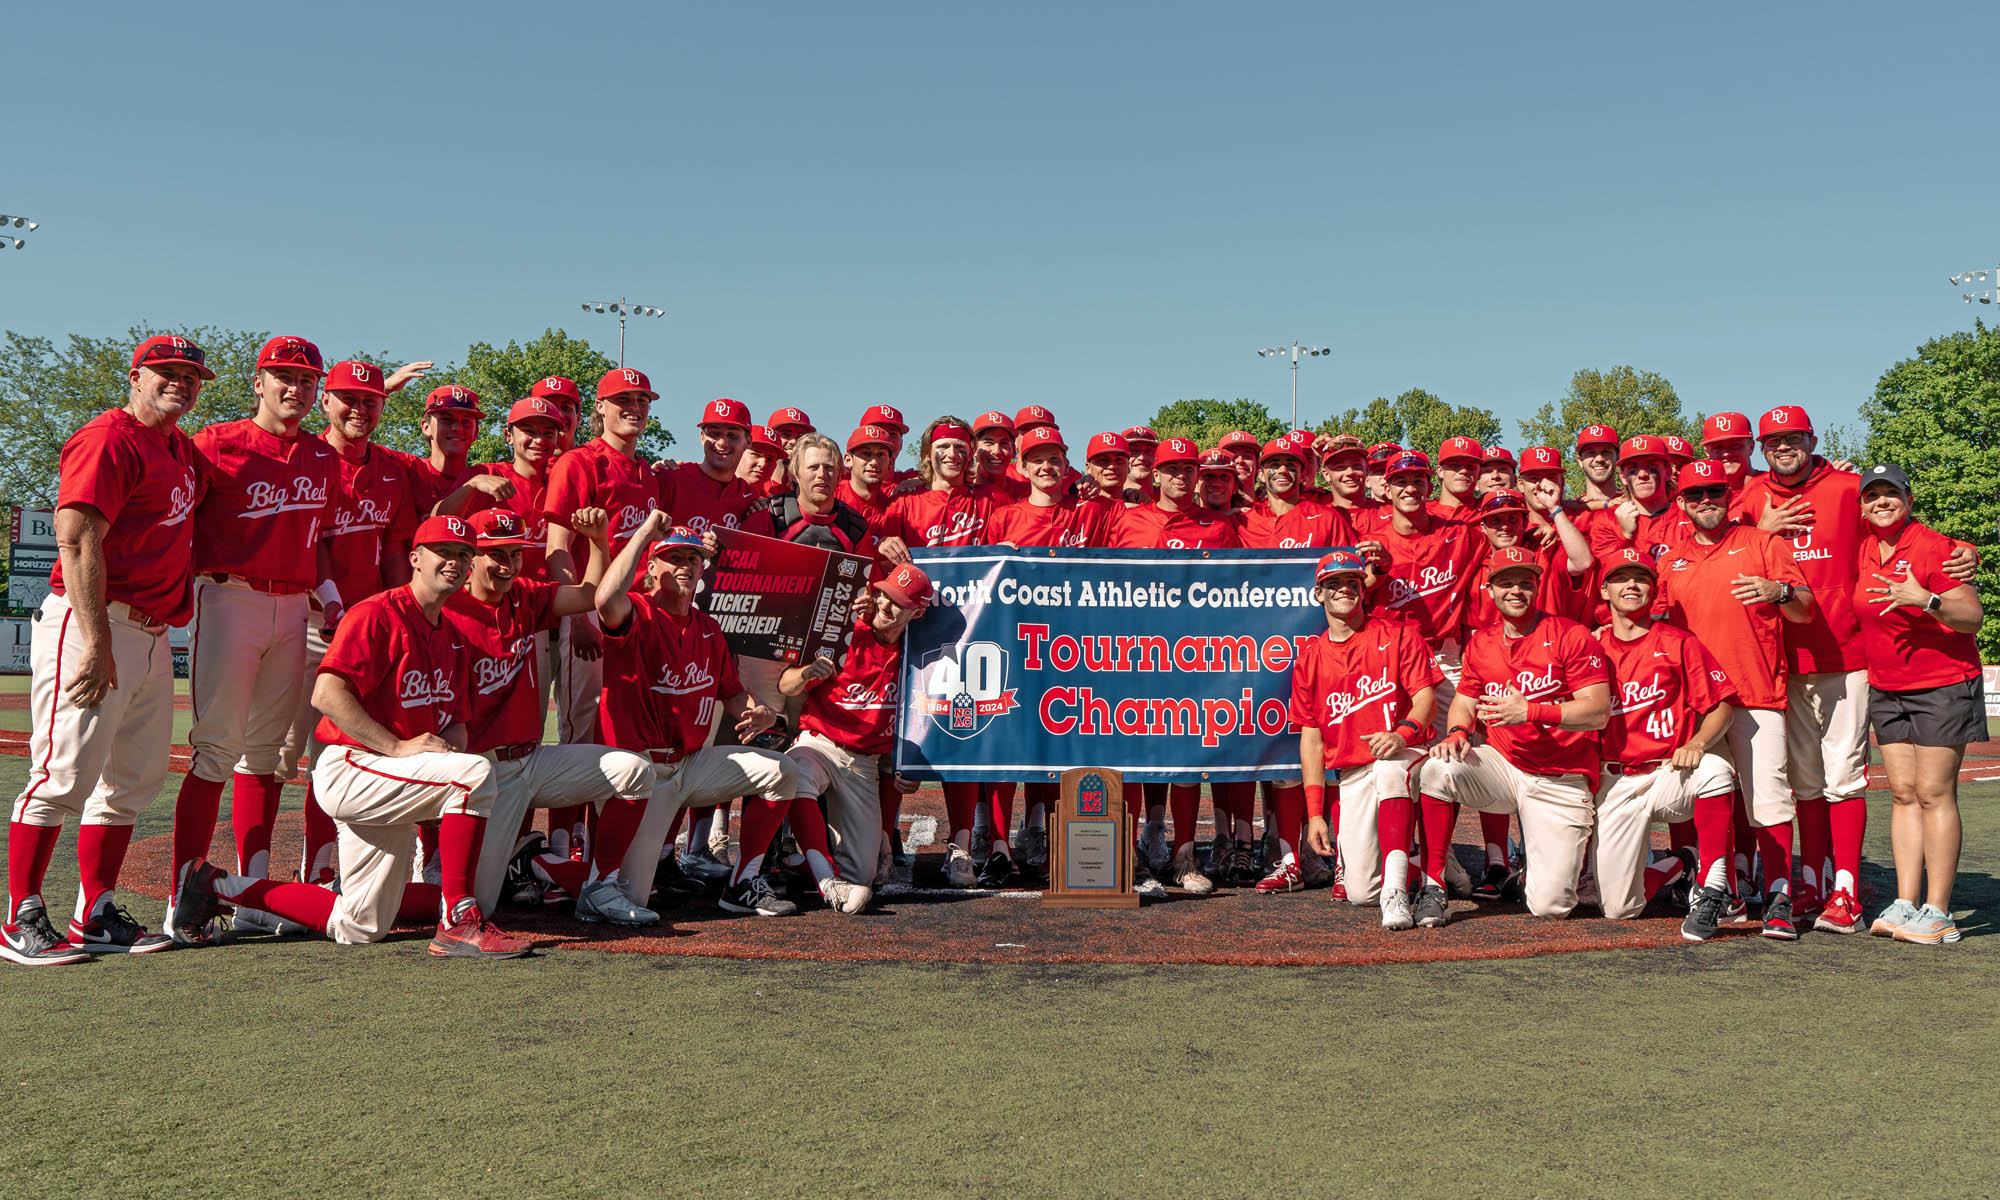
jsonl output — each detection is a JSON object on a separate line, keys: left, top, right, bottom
{"left": 895, "top": 547, "right": 1328, "bottom": 783}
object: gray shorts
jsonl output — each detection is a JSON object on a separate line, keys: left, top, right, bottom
{"left": 1870, "top": 677, "right": 1987, "bottom": 749}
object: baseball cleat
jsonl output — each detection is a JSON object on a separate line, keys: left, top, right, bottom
{"left": 1206, "top": 829, "right": 1235, "bottom": 879}
{"left": 1133, "top": 863, "right": 1167, "bottom": 899}
{"left": 1380, "top": 888, "right": 1415, "bottom": 931}
{"left": 871, "top": 836, "right": 896, "bottom": 889}
{"left": 1254, "top": 861, "right": 1302, "bottom": 894}
{"left": 70, "top": 903, "right": 174, "bottom": 954}
{"left": 1759, "top": 894, "right": 1799, "bottom": 941}
{"left": 1299, "top": 852, "right": 1333, "bottom": 889}
{"left": 977, "top": 849, "right": 1015, "bottom": 890}
{"left": 428, "top": 899, "right": 532, "bottom": 958}
{"left": 718, "top": 875, "right": 799, "bottom": 917}
{"left": 651, "top": 853, "right": 709, "bottom": 900}
{"left": 1793, "top": 886, "right": 1823, "bottom": 923}
{"left": 1414, "top": 884, "right": 1451, "bottom": 928}
{"left": 680, "top": 843, "right": 733, "bottom": 882}
{"left": 1228, "top": 840, "right": 1258, "bottom": 887}
{"left": 1016, "top": 827, "right": 1049, "bottom": 872}
{"left": 943, "top": 843, "right": 979, "bottom": 890}
{"left": 168, "top": 860, "right": 231, "bottom": 947}
{"left": 1472, "top": 863, "right": 1509, "bottom": 900}
{"left": 1442, "top": 850, "right": 1473, "bottom": 899}
{"left": 574, "top": 879, "right": 659, "bottom": 926}
{"left": 1681, "top": 885, "right": 1726, "bottom": 942}
{"left": 1813, "top": 888, "right": 1863, "bottom": 935}
{"left": 1171, "top": 844, "right": 1215, "bottom": 895}
{"left": 1138, "top": 820, "right": 1170, "bottom": 877}
{"left": 818, "top": 877, "right": 872, "bottom": 915}
{"left": 1869, "top": 898, "right": 1921, "bottom": 938}
{"left": 505, "top": 834, "right": 549, "bottom": 906}
{"left": 2, "top": 898, "right": 90, "bottom": 966}
{"left": 1893, "top": 905, "right": 1962, "bottom": 945}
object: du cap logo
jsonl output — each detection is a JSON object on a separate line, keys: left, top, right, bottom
{"left": 444, "top": 516, "right": 468, "bottom": 538}
{"left": 1716, "top": 416, "right": 1735, "bottom": 431}
{"left": 449, "top": 386, "right": 468, "bottom": 401}
{"left": 621, "top": 369, "right": 641, "bottom": 385}
{"left": 351, "top": 364, "right": 372, "bottom": 381}
{"left": 1770, "top": 409, "right": 1790, "bottom": 425}
{"left": 914, "top": 640, "right": 1020, "bottom": 740}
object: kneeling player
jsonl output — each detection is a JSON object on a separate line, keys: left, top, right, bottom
{"left": 1421, "top": 548, "right": 1610, "bottom": 923}
{"left": 173, "top": 516, "right": 531, "bottom": 958}
{"left": 1294, "top": 550, "right": 1440, "bottom": 928}
{"left": 1592, "top": 550, "right": 1739, "bottom": 939}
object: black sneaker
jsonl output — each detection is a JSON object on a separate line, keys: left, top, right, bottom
{"left": 1229, "top": 842, "right": 1258, "bottom": 887}
{"left": 978, "top": 850, "right": 1015, "bottom": 889}
{"left": 1133, "top": 862, "right": 1167, "bottom": 899}
{"left": 1682, "top": 884, "right": 1726, "bottom": 943}
{"left": 719, "top": 875, "right": 799, "bottom": 917}
{"left": 1760, "top": 893, "right": 1798, "bottom": 941}
{"left": 653, "top": 852, "right": 709, "bottom": 899}
{"left": 1472, "top": 862, "right": 1509, "bottom": 900}
{"left": 1662, "top": 849, "right": 1696, "bottom": 913}
{"left": 504, "top": 834, "right": 548, "bottom": 907}
{"left": 1, "top": 898, "right": 89, "bottom": 967}
{"left": 70, "top": 903, "right": 173, "bottom": 955}
{"left": 1414, "top": 884, "right": 1451, "bottom": 928}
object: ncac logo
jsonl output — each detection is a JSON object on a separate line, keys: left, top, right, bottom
{"left": 913, "top": 640, "right": 1019, "bottom": 740}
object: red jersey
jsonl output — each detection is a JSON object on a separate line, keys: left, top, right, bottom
{"left": 325, "top": 440, "right": 420, "bottom": 605}
{"left": 659, "top": 462, "right": 759, "bottom": 535}
{"left": 1370, "top": 513, "right": 1482, "bottom": 645}
{"left": 1595, "top": 621, "right": 1735, "bottom": 768}
{"left": 880, "top": 485, "right": 992, "bottom": 549}
{"left": 393, "top": 451, "right": 477, "bottom": 517}
{"left": 1460, "top": 615, "right": 1610, "bottom": 790}
{"left": 1853, "top": 519, "right": 1982, "bottom": 692}
{"left": 190, "top": 418, "right": 339, "bottom": 587}
{"left": 312, "top": 586, "right": 469, "bottom": 750}
{"left": 1238, "top": 497, "right": 1355, "bottom": 549}
{"left": 985, "top": 497, "right": 1117, "bottom": 548}
{"left": 1655, "top": 522, "right": 1806, "bottom": 709}
{"left": 460, "top": 461, "right": 549, "bottom": 580}
{"left": 799, "top": 620, "right": 903, "bottom": 755}
{"left": 1459, "top": 536, "right": 1593, "bottom": 638}
{"left": 836, "top": 480, "right": 893, "bottom": 532}
{"left": 600, "top": 592, "right": 742, "bottom": 758}
{"left": 1737, "top": 459, "right": 1862, "bottom": 674}
{"left": 1425, "top": 497, "right": 1480, "bottom": 525}
{"left": 1289, "top": 616, "right": 1443, "bottom": 772}
{"left": 1108, "top": 504, "right": 1242, "bottom": 549}
{"left": 984, "top": 470, "right": 1032, "bottom": 503}
{"left": 50, "top": 408, "right": 201, "bottom": 626}
{"left": 543, "top": 437, "right": 666, "bottom": 553}
{"left": 443, "top": 580, "right": 562, "bottom": 753}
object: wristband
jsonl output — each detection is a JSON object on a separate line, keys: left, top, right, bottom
{"left": 1447, "top": 723, "right": 1474, "bottom": 740}
{"left": 1302, "top": 783, "right": 1326, "bottom": 813}
{"left": 1395, "top": 717, "right": 1427, "bottom": 743}
{"left": 313, "top": 580, "right": 344, "bottom": 613}
{"left": 1531, "top": 702, "right": 1563, "bottom": 726}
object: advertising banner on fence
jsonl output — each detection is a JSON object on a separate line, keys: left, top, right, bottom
{"left": 698, "top": 528, "right": 872, "bottom": 665}
{"left": 896, "top": 547, "right": 1327, "bottom": 783}
{"left": 8, "top": 507, "right": 56, "bottom": 616}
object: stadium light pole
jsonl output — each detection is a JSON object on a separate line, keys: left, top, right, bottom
{"left": 1257, "top": 341, "right": 1331, "bottom": 428}
{"left": 0, "top": 212, "right": 41, "bottom": 251}
{"left": 1949, "top": 266, "right": 2000, "bottom": 307}
{"left": 579, "top": 296, "right": 666, "bottom": 366}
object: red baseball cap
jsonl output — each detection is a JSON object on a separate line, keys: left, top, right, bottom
{"left": 1321, "top": 436, "right": 1367, "bottom": 463}
{"left": 425, "top": 385, "right": 485, "bottom": 419}
{"left": 130, "top": 334, "right": 217, "bottom": 381}
{"left": 1219, "top": 429, "right": 1260, "bottom": 452}
{"left": 1576, "top": 424, "right": 1619, "bottom": 450}
{"left": 1197, "top": 448, "right": 1237, "bottom": 474}
{"left": 468, "top": 508, "right": 534, "bottom": 549}
{"left": 1018, "top": 425, "right": 1067, "bottom": 455}
{"left": 1260, "top": 438, "right": 1305, "bottom": 463}
{"left": 1314, "top": 548, "right": 1368, "bottom": 581}
{"left": 875, "top": 562, "right": 934, "bottom": 609}
{"left": 769, "top": 407, "right": 813, "bottom": 433}
{"left": 973, "top": 410, "right": 1016, "bottom": 436}
{"left": 751, "top": 425, "right": 785, "bottom": 454}
{"left": 530, "top": 376, "right": 582, "bottom": 405}
{"left": 1481, "top": 445, "right": 1516, "bottom": 466}
{"left": 1484, "top": 546, "right": 1544, "bottom": 576}
{"left": 650, "top": 526, "right": 707, "bottom": 559}
{"left": 1758, "top": 406, "right": 1814, "bottom": 438}
{"left": 700, "top": 398, "right": 752, "bottom": 430}
{"left": 256, "top": 335, "right": 325, "bottom": 376}
{"left": 1438, "top": 436, "right": 1484, "bottom": 464}
{"left": 324, "top": 360, "right": 386, "bottom": 398}
{"left": 412, "top": 514, "right": 475, "bottom": 550}
{"left": 1602, "top": 547, "right": 1658, "bottom": 579}
{"left": 1015, "top": 405, "right": 1057, "bottom": 433}
{"left": 1153, "top": 437, "right": 1200, "bottom": 466}
{"left": 1122, "top": 425, "right": 1161, "bottom": 446}
{"left": 597, "top": 368, "right": 657, "bottom": 402}
{"left": 1366, "top": 442, "right": 1404, "bottom": 465}
{"left": 506, "top": 397, "right": 564, "bottom": 428}
{"left": 861, "top": 404, "right": 907, "bottom": 433}
{"left": 846, "top": 424, "right": 893, "bottom": 452}
{"left": 1084, "top": 432, "right": 1130, "bottom": 460}
{"left": 1519, "top": 446, "right": 1563, "bottom": 475}
{"left": 1662, "top": 434, "right": 1695, "bottom": 464}
{"left": 1677, "top": 459, "right": 1727, "bottom": 490}
{"left": 1619, "top": 435, "right": 1668, "bottom": 463}
{"left": 1384, "top": 450, "right": 1433, "bottom": 477}
{"left": 1700, "top": 412, "right": 1751, "bottom": 445}
{"left": 1478, "top": 488, "right": 1528, "bottom": 516}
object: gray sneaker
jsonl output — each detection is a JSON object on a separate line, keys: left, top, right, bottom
{"left": 1414, "top": 884, "right": 1450, "bottom": 928}
{"left": 2, "top": 897, "right": 90, "bottom": 966}
{"left": 1134, "top": 863, "right": 1168, "bottom": 899}
{"left": 230, "top": 907, "right": 312, "bottom": 938}
{"left": 1016, "top": 826, "right": 1049, "bottom": 870}
{"left": 818, "top": 877, "right": 872, "bottom": 915}
{"left": 943, "top": 843, "right": 979, "bottom": 889}
{"left": 719, "top": 875, "right": 799, "bottom": 918}
{"left": 575, "top": 879, "right": 659, "bottom": 926}
{"left": 1442, "top": 850, "right": 1473, "bottom": 899}
{"left": 680, "top": 843, "right": 733, "bottom": 882}
{"left": 1380, "top": 888, "right": 1415, "bottom": 931}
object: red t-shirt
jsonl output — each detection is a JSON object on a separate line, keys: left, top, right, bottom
{"left": 1424, "top": 496, "right": 1480, "bottom": 525}
{"left": 1369, "top": 513, "right": 1483, "bottom": 646}
{"left": 1460, "top": 614, "right": 1610, "bottom": 790}
{"left": 1738, "top": 460, "right": 1863, "bottom": 674}
{"left": 325, "top": 439, "right": 420, "bottom": 605}
{"left": 600, "top": 592, "right": 742, "bottom": 757}
{"left": 190, "top": 419, "right": 340, "bottom": 586}
{"left": 985, "top": 497, "right": 1117, "bottom": 548}
{"left": 51, "top": 408, "right": 201, "bottom": 626}
{"left": 660, "top": 462, "right": 759, "bottom": 535}
{"left": 543, "top": 438, "right": 666, "bottom": 553}
{"left": 1238, "top": 497, "right": 1356, "bottom": 549}
{"left": 836, "top": 480, "right": 893, "bottom": 533}
{"left": 800, "top": 619, "right": 903, "bottom": 755}
{"left": 1655, "top": 522, "right": 1807, "bottom": 709}
{"left": 1107, "top": 504, "right": 1242, "bottom": 549}
{"left": 1289, "top": 616, "right": 1444, "bottom": 772}
{"left": 1853, "top": 519, "right": 1982, "bottom": 692}
{"left": 880, "top": 485, "right": 992, "bottom": 549}
{"left": 463, "top": 461, "right": 549, "bottom": 580}
{"left": 1595, "top": 621, "right": 1735, "bottom": 767}
{"left": 312, "top": 587, "right": 469, "bottom": 750}
{"left": 443, "top": 580, "right": 563, "bottom": 753}
{"left": 392, "top": 451, "right": 477, "bottom": 518}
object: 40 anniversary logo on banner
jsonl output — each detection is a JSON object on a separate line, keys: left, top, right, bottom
{"left": 896, "top": 547, "right": 1327, "bottom": 783}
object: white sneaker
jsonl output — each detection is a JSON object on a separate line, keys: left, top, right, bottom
{"left": 944, "top": 843, "right": 978, "bottom": 889}
{"left": 1171, "top": 844, "right": 1215, "bottom": 896}
{"left": 1381, "top": 888, "right": 1415, "bottom": 931}
{"left": 819, "top": 877, "right": 872, "bottom": 914}
{"left": 1442, "top": 849, "right": 1473, "bottom": 899}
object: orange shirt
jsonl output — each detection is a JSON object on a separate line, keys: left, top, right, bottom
{"left": 1737, "top": 459, "right": 1862, "bottom": 674}
{"left": 1655, "top": 522, "right": 1807, "bottom": 709}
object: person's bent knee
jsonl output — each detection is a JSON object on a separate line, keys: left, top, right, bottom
{"left": 606, "top": 751, "right": 651, "bottom": 799}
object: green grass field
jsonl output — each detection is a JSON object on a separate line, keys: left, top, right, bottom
{"left": 2, "top": 755, "right": 1996, "bottom": 1198}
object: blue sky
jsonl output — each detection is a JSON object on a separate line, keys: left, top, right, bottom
{"left": 3, "top": 2, "right": 1994, "bottom": 445}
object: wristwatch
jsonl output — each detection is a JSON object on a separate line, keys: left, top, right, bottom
{"left": 1925, "top": 592, "right": 1943, "bottom": 613}
{"left": 1776, "top": 581, "right": 1794, "bottom": 605}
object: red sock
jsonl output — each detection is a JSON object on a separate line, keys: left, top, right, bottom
{"left": 300, "top": 783, "right": 338, "bottom": 885}
{"left": 1693, "top": 793, "right": 1733, "bottom": 891}
{"left": 1377, "top": 795, "right": 1414, "bottom": 879}
{"left": 230, "top": 879, "right": 336, "bottom": 933}
{"left": 943, "top": 782, "right": 980, "bottom": 843}
{"left": 590, "top": 796, "right": 647, "bottom": 883}
{"left": 1271, "top": 784, "right": 1304, "bottom": 860}
{"left": 1169, "top": 784, "right": 1201, "bottom": 853}
{"left": 74, "top": 824, "right": 134, "bottom": 920}
{"left": 1122, "top": 781, "right": 1146, "bottom": 822}
{"left": 1754, "top": 823, "right": 1793, "bottom": 899}
{"left": 437, "top": 813, "right": 485, "bottom": 915}
{"left": 8, "top": 820, "right": 64, "bottom": 923}
{"left": 984, "top": 781, "right": 1017, "bottom": 847}
{"left": 1478, "top": 812, "right": 1511, "bottom": 866}
{"left": 231, "top": 772, "right": 281, "bottom": 878}
{"left": 1642, "top": 854, "right": 1685, "bottom": 901}
{"left": 1795, "top": 796, "right": 1830, "bottom": 901}
{"left": 169, "top": 774, "right": 227, "bottom": 891}
{"left": 787, "top": 798, "right": 838, "bottom": 882}
{"left": 733, "top": 798, "right": 790, "bottom": 884}
{"left": 1418, "top": 796, "right": 1456, "bottom": 885}
{"left": 531, "top": 854, "right": 588, "bottom": 897}
{"left": 1828, "top": 797, "right": 1867, "bottom": 894}
{"left": 1667, "top": 819, "right": 1697, "bottom": 861}
{"left": 399, "top": 882, "right": 444, "bottom": 924}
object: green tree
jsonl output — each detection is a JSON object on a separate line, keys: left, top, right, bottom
{"left": 1146, "top": 397, "right": 1286, "bottom": 447}
{"left": 1862, "top": 320, "right": 2000, "bottom": 659}
{"left": 403, "top": 328, "right": 649, "bottom": 464}
{"left": 1516, "top": 366, "right": 1695, "bottom": 492}
{"left": 1317, "top": 388, "right": 1501, "bottom": 457}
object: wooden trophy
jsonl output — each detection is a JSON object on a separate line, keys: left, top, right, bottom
{"left": 1042, "top": 766, "right": 1138, "bottom": 908}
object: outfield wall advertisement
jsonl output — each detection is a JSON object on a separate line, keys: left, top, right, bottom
{"left": 897, "top": 547, "right": 1326, "bottom": 783}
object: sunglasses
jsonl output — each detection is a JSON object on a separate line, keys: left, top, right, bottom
{"left": 263, "top": 342, "right": 324, "bottom": 371}
{"left": 1681, "top": 485, "right": 1729, "bottom": 502}
{"left": 138, "top": 340, "right": 206, "bottom": 367}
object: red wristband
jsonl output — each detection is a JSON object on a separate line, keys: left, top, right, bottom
{"left": 1303, "top": 783, "right": 1326, "bottom": 812}
{"left": 1531, "top": 702, "right": 1563, "bottom": 726}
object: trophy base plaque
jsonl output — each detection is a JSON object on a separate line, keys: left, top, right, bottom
{"left": 1042, "top": 766, "right": 1139, "bottom": 909}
